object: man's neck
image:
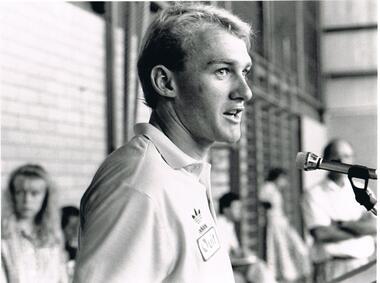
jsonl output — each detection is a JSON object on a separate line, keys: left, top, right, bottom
{"left": 327, "top": 173, "right": 345, "bottom": 187}
{"left": 150, "top": 107, "right": 213, "bottom": 160}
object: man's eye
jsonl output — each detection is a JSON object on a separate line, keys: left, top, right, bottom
{"left": 215, "top": 68, "right": 230, "bottom": 78}
{"left": 242, "top": 69, "right": 251, "bottom": 77}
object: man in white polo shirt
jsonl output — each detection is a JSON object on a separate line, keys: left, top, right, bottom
{"left": 74, "top": 3, "right": 253, "bottom": 282}
{"left": 302, "top": 139, "right": 376, "bottom": 283}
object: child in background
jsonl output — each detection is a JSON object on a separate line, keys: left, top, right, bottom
{"left": 218, "top": 192, "right": 277, "bottom": 283}
{"left": 61, "top": 206, "right": 80, "bottom": 281}
{"left": 1, "top": 164, "right": 68, "bottom": 283}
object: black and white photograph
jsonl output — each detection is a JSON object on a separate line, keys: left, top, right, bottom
{"left": 0, "top": 1, "right": 377, "bottom": 283}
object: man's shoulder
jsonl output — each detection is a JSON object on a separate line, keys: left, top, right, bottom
{"left": 99, "top": 134, "right": 168, "bottom": 179}
{"left": 308, "top": 178, "right": 330, "bottom": 192}
{"left": 303, "top": 179, "right": 330, "bottom": 200}
{"left": 81, "top": 135, "right": 170, "bottom": 211}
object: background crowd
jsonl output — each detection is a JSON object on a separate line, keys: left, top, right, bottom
{"left": 1, "top": 164, "right": 80, "bottom": 283}
{"left": 2, "top": 139, "right": 376, "bottom": 283}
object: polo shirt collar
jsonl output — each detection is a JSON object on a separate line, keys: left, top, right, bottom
{"left": 134, "top": 123, "right": 216, "bottom": 220}
{"left": 134, "top": 123, "right": 208, "bottom": 177}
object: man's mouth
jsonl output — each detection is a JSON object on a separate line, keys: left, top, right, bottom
{"left": 223, "top": 108, "right": 244, "bottom": 117}
{"left": 223, "top": 108, "right": 244, "bottom": 123}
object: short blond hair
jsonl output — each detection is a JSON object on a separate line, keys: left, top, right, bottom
{"left": 137, "top": 3, "right": 253, "bottom": 109}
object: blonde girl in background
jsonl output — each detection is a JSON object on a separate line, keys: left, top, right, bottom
{"left": 1, "top": 164, "right": 68, "bottom": 283}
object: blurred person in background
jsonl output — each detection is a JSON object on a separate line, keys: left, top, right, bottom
{"left": 259, "top": 168, "right": 311, "bottom": 282}
{"left": 302, "top": 139, "right": 376, "bottom": 282}
{"left": 218, "top": 192, "right": 277, "bottom": 283}
{"left": 61, "top": 206, "right": 80, "bottom": 281}
{"left": 74, "top": 3, "right": 253, "bottom": 282}
{"left": 1, "top": 164, "right": 68, "bottom": 283}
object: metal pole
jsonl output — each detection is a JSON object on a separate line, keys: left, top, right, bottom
{"left": 124, "top": 2, "right": 138, "bottom": 142}
{"left": 105, "top": 2, "right": 117, "bottom": 153}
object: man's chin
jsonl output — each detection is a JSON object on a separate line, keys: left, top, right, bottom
{"left": 218, "top": 132, "right": 241, "bottom": 144}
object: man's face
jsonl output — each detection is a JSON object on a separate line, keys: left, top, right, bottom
{"left": 64, "top": 215, "right": 80, "bottom": 248}
{"left": 329, "top": 141, "right": 354, "bottom": 181}
{"left": 172, "top": 29, "right": 252, "bottom": 144}
{"left": 333, "top": 141, "right": 354, "bottom": 164}
{"left": 277, "top": 175, "right": 289, "bottom": 190}
{"left": 229, "top": 200, "right": 242, "bottom": 222}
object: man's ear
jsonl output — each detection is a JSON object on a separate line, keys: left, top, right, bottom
{"left": 150, "top": 65, "right": 177, "bottom": 98}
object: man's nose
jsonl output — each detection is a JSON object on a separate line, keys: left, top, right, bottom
{"left": 231, "top": 76, "right": 253, "bottom": 101}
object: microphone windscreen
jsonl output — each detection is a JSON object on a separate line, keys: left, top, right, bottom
{"left": 296, "top": 152, "right": 307, "bottom": 170}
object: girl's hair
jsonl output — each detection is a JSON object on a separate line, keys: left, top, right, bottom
{"left": 2, "top": 164, "right": 62, "bottom": 247}
{"left": 137, "top": 3, "right": 253, "bottom": 109}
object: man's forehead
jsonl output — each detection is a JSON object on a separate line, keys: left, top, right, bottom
{"left": 188, "top": 29, "right": 251, "bottom": 66}
{"left": 333, "top": 141, "right": 353, "bottom": 158}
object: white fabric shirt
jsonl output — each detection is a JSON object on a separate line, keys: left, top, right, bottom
{"left": 74, "top": 123, "right": 235, "bottom": 283}
{"left": 302, "top": 178, "right": 375, "bottom": 262}
{"left": 216, "top": 215, "right": 239, "bottom": 255}
{"left": 258, "top": 182, "right": 287, "bottom": 222}
{"left": 1, "top": 222, "right": 68, "bottom": 283}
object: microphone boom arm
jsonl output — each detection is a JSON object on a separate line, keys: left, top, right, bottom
{"left": 296, "top": 151, "right": 377, "bottom": 216}
{"left": 296, "top": 152, "right": 377, "bottom": 180}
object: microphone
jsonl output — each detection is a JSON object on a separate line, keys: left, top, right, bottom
{"left": 296, "top": 152, "right": 377, "bottom": 180}
{"left": 297, "top": 151, "right": 377, "bottom": 215}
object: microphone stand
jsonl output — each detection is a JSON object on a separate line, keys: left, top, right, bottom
{"left": 347, "top": 165, "right": 377, "bottom": 216}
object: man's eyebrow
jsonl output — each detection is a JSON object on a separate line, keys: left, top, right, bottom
{"left": 207, "top": 59, "right": 233, "bottom": 65}
{"left": 206, "top": 59, "right": 252, "bottom": 69}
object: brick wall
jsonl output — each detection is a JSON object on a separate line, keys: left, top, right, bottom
{"left": 1, "top": 3, "right": 107, "bottom": 206}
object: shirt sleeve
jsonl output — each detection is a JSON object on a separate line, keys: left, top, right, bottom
{"left": 217, "top": 217, "right": 240, "bottom": 255}
{"left": 73, "top": 187, "right": 173, "bottom": 283}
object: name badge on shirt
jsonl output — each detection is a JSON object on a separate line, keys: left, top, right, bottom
{"left": 197, "top": 227, "right": 220, "bottom": 261}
